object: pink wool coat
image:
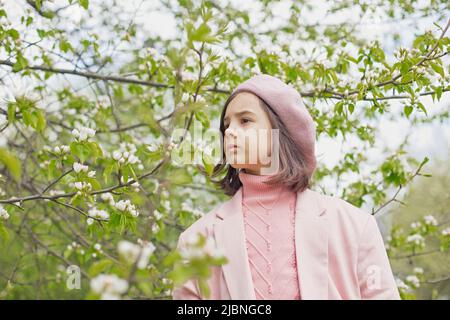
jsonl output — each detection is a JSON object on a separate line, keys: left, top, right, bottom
{"left": 172, "top": 187, "right": 401, "bottom": 300}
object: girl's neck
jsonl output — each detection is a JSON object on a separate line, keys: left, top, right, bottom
{"left": 238, "top": 169, "right": 287, "bottom": 195}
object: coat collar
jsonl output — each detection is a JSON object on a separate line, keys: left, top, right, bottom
{"left": 214, "top": 187, "right": 328, "bottom": 299}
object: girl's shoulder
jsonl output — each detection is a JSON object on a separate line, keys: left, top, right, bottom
{"left": 313, "top": 189, "right": 377, "bottom": 235}
{"left": 177, "top": 201, "right": 225, "bottom": 242}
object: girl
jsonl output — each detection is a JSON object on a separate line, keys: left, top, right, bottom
{"left": 172, "top": 74, "right": 400, "bottom": 300}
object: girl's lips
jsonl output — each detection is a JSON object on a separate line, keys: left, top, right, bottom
{"left": 227, "top": 144, "right": 240, "bottom": 151}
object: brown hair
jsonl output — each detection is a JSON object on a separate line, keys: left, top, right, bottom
{"left": 211, "top": 90, "right": 312, "bottom": 196}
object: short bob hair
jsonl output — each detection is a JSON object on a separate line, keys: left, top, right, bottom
{"left": 211, "top": 90, "right": 312, "bottom": 197}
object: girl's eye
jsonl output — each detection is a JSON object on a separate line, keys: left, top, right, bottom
{"left": 224, "top": 118, "right": 251, "bottom": 129}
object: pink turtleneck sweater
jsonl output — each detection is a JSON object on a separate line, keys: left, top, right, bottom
{"left": 238, "top": 170, "right": 301, "bottom": 300}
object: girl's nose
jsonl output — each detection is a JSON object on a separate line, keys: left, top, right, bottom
{"left": 225, "top": 127, "right": 237, "bottom": 139}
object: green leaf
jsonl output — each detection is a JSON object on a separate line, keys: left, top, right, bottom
{"left": 8, "top": 28, "right": 19, "bottom": 40}
{"left": 33, "top": 109, "right": 46, "bottom": 132}
{"left": 88, "top": 259, "right": 113, "bottom": 276}
{"left": 59, "top": 39, "right": 74, "bottom": 53}
{"left": 70, "top": 142, "right": 90, "bottom": 163}
{"left": 128, "top": 165, "right": 139, "bottom": 184}
{"left": 168, "top": 168, "right": 193, "bottom": 185}
{"left": 416, "top": 102, "right": 428, "bottom": 116}
{"left": 430, "top": 62, "right": 444, "bottom": 78}
{"left": 194, "top": 110, "right": 210, "bottom": 128}
{"left": 404, "top": 105, "right": 413, "bottom": 117}
{"left": 47, "top": 159, "right": 57, "bottom": 180}
{"left": 37, "top": 29, "right": 47, "bottom": 38}
{"left": 420, "top": 156, "right": 429, "bottom": 167}
{"left": 186, "top": 21, "right": 218, "bottom": 44}
{"left": 0, "top": 148, "right": 21, "bottom": 182}
{"left": 372, "top": 47, "right": 385, "bottom": 62}
{"left": 121, "top": 165, "right": 129, "bottom": 183}
{"left": 79, "top": 0, "right": 89, "bottom": 9}
{"left": 7, "top": 102, "right": 16, "bottom": 123}
{"left": 12, "top": 53, "right": 29, "bottom": 72}
{"left": 202, "top": 152, "right": 214, "bottom": 176}
{"left": 0, "top": 223, "right": 9, "bottom": 241}
{"left": 103, "top": 163, "right": 115, "bottom": 184}
{"left": 86, "top": 141, "right": 103, "bottom": 159}
{"left": 348, "top": 103, "right": 355, "bottom": 114}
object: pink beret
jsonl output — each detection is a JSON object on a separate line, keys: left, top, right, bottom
{"left": 229, "top": 74, "right": 317, "bottom": 179}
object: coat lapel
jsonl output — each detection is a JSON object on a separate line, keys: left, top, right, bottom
{"left": 214, "top": 187, "right": 328, "bottom": 300}
{"left": 214, "top": 188, "right": 256, "bottom": 299}
{"left": 294, "top": 188, "right": 328, "bottom": 299}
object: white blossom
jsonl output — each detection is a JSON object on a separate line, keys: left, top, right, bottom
{"left": 114, "top": 199, "right": 139, "bottom": 217}
{"left": 73, "top": 162, "right": 88, "bottom": 173}
{"left": 186, "top": 233, "right": 201, "bottom": 246}
{"left": 54, "top": 145, "right": 70, "bottom": 154}
{"left": 161, "top": 189, "right": 169, "bottom": 199}
{"left": 162, "top": 200, "right": 171, "bottom": 211}
{"left": 146, "top": 47, "right": 158, "bottom": 57}
{"left": 39, "top": 160, "right": 50, "bottom": 168}
{"left": 71, "top": 126, "right": 96, "bottom": 142}
{"left": 94, "top": 243, "right": 102, "bottom": 251}
{"left": 86, "top": 218, "right": 94, "bottom": 225}
{"left": 196, "top": 94, "right": 206, "bottom": 104}
{"left": 413, "top": 267, "right": 424, "bottom": 274}
{"left": 181, "top": 92, "right": 190, "bottom": 103}
{"left": 117, "top": 240, "right": 156, "bottom": 269}
{"left": 131, "top": 181, "right": 140, "bottom": 192}
{"left": 192, "top": 209, "right": 204, "bottom": 217}
{"left": 151, "top": 223, "right": 160, "bottom": 234}
{"left": 74, "top": 181, "right": 92, "bottom": 192}
{"left": 90, "top": 274, "right": 129, "bottom": 300}
{"left": 203, "top": 237, "right": 225, "bottom": 259}
{"left": 181, "top": 200, "right": 193, "bottom": 212}
{"left": 406, "top": 234, "right": 425, "bottom": 246}
{"left": 177, "top": 233, "right": 224, "bottom": 260}
{"left": 96, "top": 95, "right": 109, "bottom": 109}
{"left": 406, "top": 275, "right": 421, "bottom": 288}
{"left": 100, "top": 192, "right": 115, "bottom": 205}
{"left": 441, "top": 228, "right": 450, "bottom": 236}
{"left": 395, "top": 278, "right": 409, "bottom": 292}
{"left": 88, "top": 208, "right": 109, "bottom": 220}
{"left": 150, "top": 179, "right": 159, "bottom": 193}
{"left": 112, "top": 142, "right": 142, "bottom": 166}
{"left": 320, "top": 59, "right": 334, "bottom": 69}
{"left": 179, "top": 244, "right": 203, "bottom": 260}
{"left": 410, "top": 221, "right": 421, "bottom": 229}
{"left": 394, "top": 46, "right": 407, "bottom": 59}
{"left": 153, "top": 209, "right": 163, "bottom": 220}
{"left": 49, "top": 190, "right": 65, "bottom": 196}
{"left": 0, "top": 205, "right": 9, "bottom": 220}
{"left": 423, "top": 215, "right": 437, "bottom": 226}
{"left": 114, "top": 200, "right": 127, "bottom": 211}
{"left": 181, "top": 70, "right": 196, "bottom": 81}
{"left": 147, "top": 144, "right": 159, "bottom": 152}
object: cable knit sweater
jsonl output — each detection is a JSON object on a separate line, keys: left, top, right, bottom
{"left": 238, "top": 170, "right": 301, "bottom": 300}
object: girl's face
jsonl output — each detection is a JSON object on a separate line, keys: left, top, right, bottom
{"left": 223, "top": 92, "right": 274, "bottom": 175}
